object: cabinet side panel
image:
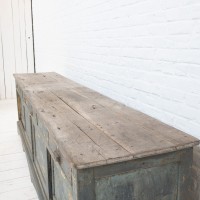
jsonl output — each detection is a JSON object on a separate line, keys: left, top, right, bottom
{"left": 77, "top": 169, "right": 95, "bottom": 200}
{"left": 95, "top": 163, "right": 178, "bottom": 200}
{"left": 177, "top": 148, "right": 193, "bottom": 200}
{"left": 191, "top": 146, "right": 200, "bottom": 200}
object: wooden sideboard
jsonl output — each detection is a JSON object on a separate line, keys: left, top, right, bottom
{"left": 14, "top": 72, "right": 199, "bottom": 200}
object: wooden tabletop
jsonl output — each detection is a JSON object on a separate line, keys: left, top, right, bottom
{"left": 14, "top": 72, "right": 200, "bottom": 169}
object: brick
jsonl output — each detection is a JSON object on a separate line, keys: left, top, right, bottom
{"left": 33, "top": 1, "right": 200, "bottom": 197}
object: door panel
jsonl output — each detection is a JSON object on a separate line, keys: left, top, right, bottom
{"left": 34, "top": 125, "right": 49, "bottom": 196}
{"left": 24, "top": 105, "right": 32, "bottom": 148}
{"left": 53, "top": 164, "right": 73, "bottom": 200}
{"left": 47, "top": 151, "right": 74, "bottom": 200}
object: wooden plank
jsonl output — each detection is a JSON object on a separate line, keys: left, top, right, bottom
{"left": 14, "top": 72, "right": 82, "bottom": 91}
{"left": 23, "top": 73, "right": 198, "bottom": 149}
{"left": 24, "top": 88, "right": 197, "bottom": 168}
{"left": 72, "top": 87, "right": 199, "bottom": 145}
{"left": 53, "top": 89, "right": 171, "bottom": 153}
{"left": 14, "top": 72, "right": 200, "bottom": 169}
{"left": 52, "top": 89, "right": 199, "bottom": 158}
{"left": 29, "top": 91, "right": 109, "bottom": 167}
{"left": 17, "top": 89, "right": 129, "bottom": 171}
{"left": 37, "top": 91, "right": 131, "bottom": 164}
{"left": 47, "top": 72, "right": 83, "bottom": 87}
{"left": 14, "top": 72, "right": 60, "bottom": 89}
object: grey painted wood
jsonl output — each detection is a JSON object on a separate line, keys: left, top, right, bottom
{"left": 95, "top": 163, "right": 178, "bottom": 200}
{"left": 191, "top": 146, "right": 200, "bottom": 200}
{"left": 17, "top": 121, "right": 47, "bottom": 200}
{"left": 177, "top": 148, "right": 193, "bottom": 200}
{"left": 14, "top": 72, "right": 200, "bottom": 200}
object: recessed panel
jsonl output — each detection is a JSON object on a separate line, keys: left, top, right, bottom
{"left": 95, "top": 163, "right": 178, "bottom": 200}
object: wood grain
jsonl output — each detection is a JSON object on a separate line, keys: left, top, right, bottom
{"left": 14, "top": 72, "right": 200, "bottom": 169}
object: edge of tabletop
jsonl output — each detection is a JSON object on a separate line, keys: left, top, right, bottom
{"left": 75, "top": 140, "right": 200, "bottom": 169}
{"left": 13, "top": 72, "right": 200, "bottom": 170}
{"left": 13, "top": 71, "right": 57, "bottom": 78}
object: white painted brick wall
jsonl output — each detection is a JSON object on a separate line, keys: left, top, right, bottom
{"left": 32, "top": 0, "right": 200, "bottom": 139}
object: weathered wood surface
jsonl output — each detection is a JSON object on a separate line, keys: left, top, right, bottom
{"left": 14, "top": 72, "right": 199, "bottom": 169}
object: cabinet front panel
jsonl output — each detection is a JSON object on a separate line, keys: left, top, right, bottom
{"left": 34, "top": 125, "right": 49, "bottom": 196}
{"left": 53, "top": 162, "right": 73, "bottom": 200}
{"left": 24, "top": 105, "right": 32, "bottom": 148}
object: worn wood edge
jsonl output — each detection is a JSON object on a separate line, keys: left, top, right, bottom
{"left": 30, "top": 99, "right": 199, "bottom": 171}
{"left": 76, "top": 142, "right": 199, "bottom": 169}
{"left": 15, "top": 73, "right": 200, "bottom": 170}
{"left": 93, "top": 150, "right": 184, "bottom": 179}
{"left": 50, "top": 89, "right": 200, "bottom": 169}
{"left": 13, "top": 72, "right": 57, "bottom": 89}
{"left": 13, "top": 72, "right": 56, "bottom": 78}
{"left": 14, "top": 72, "right": 83, "bottom": 94}
{"left": 20, "top": 82, "right": 200, "bottom": 170}
{"left": 13, "top": 72, "right": 35, "bottom": 77}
